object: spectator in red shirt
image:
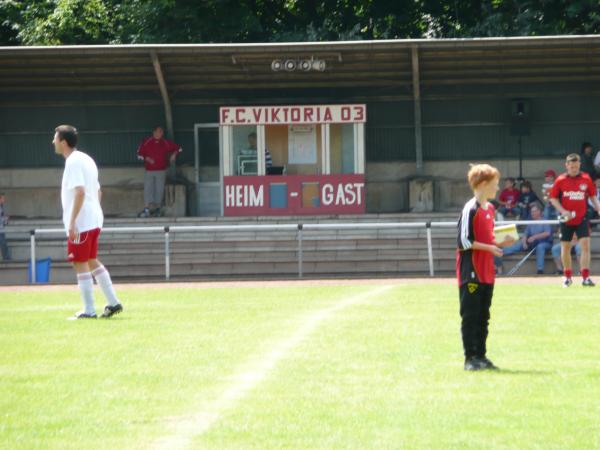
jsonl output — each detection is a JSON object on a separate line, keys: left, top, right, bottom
{"left": 550, "top": 153, "right": 600, "bottom": 287}
{"left": 137, "top": 126, "right": 182, "bottom": 217}
{"left": 498, "top": 177, "right": 521, "bottom": 218}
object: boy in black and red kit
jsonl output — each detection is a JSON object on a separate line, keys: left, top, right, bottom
{"left": 457, "top": 164, "right": 514, "bottom": 371}
{"left": 550, "top": 153, "right": 600, "bottom": 287}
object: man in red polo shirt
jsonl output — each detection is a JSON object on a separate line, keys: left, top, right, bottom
{"left": 137, "top": 125, "right": 182, "bottom": 217}
{"left": 550, "top": 153, "right": 600, "bottom": 287}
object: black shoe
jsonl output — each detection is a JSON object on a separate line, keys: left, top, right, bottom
{"left": 478, "top": 356, "right": 499, "bottom": 370}
{"left": 150, "top": 208, "right": 162, "bottom": 217}
{"left": 536, "top": 269, "right": 544, "bottom": 275}
{"left": 69, "top": 311, "right": 97, "bottom": 320}
{"left": 101, "top": 303, "right": 123, "bottom": 318}
{"left": 464, "top": 357, "right": 485, "bottom": 371}
{"left": 582, "top": 278, "right": 596, "bottom": 287}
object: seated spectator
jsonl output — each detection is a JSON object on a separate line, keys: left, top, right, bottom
{"left": 594, "top": 145, "right": 600, "bottom": 178}
{"left": 587, "top": 177, "right": 600, "bottom": 227}
{"left": 498, "top": 177, "right": 521, "bottom": 218}
{"left": 495, "top": 205, "right": 552, "bottom": 275}
{"left": 247, "top": 132, "right": 273, "bottom": 172}
{"left": 580, "top": 142, "right": 596, "bottom": 179}
{"left": 542, "top": 169, "right": 557, "bottom": 219}
{"left": 552, "top": 236, "right": 581, "bottom": 275}
{"left": 517, "top": 180, "right": 540, "bottom": 220}
{"left": 0, "top": 193, "right": 10, "bottom": 261}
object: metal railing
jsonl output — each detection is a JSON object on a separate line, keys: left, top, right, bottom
{"left": 20, "top": 218, "right": 581, "bottom": 283}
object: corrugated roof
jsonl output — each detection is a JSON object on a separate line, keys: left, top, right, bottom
{"left": 1, "top": 36, "right": 599, "bottom": 96}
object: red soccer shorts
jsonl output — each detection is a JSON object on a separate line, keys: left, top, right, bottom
{"left": 67, "top": 228, "right": 101, "bottom": 263}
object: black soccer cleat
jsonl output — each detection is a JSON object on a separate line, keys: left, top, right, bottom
{"left": 101, "top": 303, "right": 123, "bottom": 318}
{"left": 69, "top": 311, "right": 97, "bottom": 320}
{"left": 478, "top": 356, "right": 499, "bottom": 370}
{"left": 464, "top": 357, "right": 485, "bottom": 371}
{"left": 562, "top": 277, "right": 573, "bottom": 288}
{"left": 582, "top": 278, "right": 596, "bottom": 287}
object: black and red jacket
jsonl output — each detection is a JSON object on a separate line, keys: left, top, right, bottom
{"left": 456, "top": 198, "right": 496, "bottom": 286}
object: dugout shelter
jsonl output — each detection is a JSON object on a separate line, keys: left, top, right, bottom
{"left": 1, "top": 36, "right": 600, "bottom": 217}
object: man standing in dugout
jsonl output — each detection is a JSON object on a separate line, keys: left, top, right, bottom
{"left": 456, "top": 164, "right": 514, "bottom": 371}
{"left": 137, "top": 125, "right": 182, "bottom": 218}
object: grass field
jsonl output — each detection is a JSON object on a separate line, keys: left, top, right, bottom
{"left": 1, "top": 279, "right": 600, "bottom": 449}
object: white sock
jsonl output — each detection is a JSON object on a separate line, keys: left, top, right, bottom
{"left": 92, "top": 265, "right": 120, "bottom": 307}
{"left": 77, "top": 272, "right": 96, "bottom": 315}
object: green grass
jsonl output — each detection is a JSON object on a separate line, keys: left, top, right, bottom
{"left": 1, "top": 282, "right": 600, "bottom": 449}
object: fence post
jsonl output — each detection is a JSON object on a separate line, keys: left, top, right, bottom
{"left": 297, "top": 223, "right": 303, "bottom": 278}
{"left": 164, "top": 226, "right": 170, "bottom": 281}
{"left": 426, "top": 221, "right": 434, "bottom": 277}
{"left": 30, "top": 230, "right": 36, "bottom": 284}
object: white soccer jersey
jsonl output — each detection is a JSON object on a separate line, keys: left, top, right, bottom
{"left": 61, "top": 150, "right": 104, "bottom": 233}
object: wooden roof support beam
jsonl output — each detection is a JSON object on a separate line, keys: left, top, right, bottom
{"left": 151, "top": 50, "right": 174, "bottom": 139}
{"left": 411, "top": 45, "right": 423, "bottom": 176}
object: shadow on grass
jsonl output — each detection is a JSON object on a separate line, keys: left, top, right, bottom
{"left": 490, "top": 369, "right": 555, "bottom": 376}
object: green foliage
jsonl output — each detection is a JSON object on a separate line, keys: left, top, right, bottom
{"left": 1, "top": 0, "right": 599, "bottom": 45}
{"left": 1, "top": 0, "right": 116, "bottom": 45}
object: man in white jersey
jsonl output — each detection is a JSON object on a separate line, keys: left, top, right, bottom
{"left": 53, "top": 125, "right": 123, "bottom": 319}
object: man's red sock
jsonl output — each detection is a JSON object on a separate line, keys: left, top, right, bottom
{"left": 582, "top": 268, "right": 590, "bottom": 280}
{"left": 565, "top": 269, "right": 573, "bottom": 279}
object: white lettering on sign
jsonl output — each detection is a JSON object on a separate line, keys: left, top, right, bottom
{"left": 225, "top": 185, "right": 264, "bottom": 207}
{"left": 321, "top": 183, "right": 364, "bottom": 206}
{"left": 219, "top": 104, "right": 367, "bottom": 125}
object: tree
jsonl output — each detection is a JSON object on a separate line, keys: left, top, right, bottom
{"left": 1, "top": 0, "right": 599, "bottom": 46}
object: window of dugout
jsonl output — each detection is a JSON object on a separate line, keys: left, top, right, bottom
{"left": 222, "top": 122, "right": 365, "bottom": 176}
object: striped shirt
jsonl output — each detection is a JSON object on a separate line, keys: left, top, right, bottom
{"left": 265, "top": 148, "right": 273, "bottom": 168}
{"left": 456, "top": 198, "right": 496, "bottom": 285}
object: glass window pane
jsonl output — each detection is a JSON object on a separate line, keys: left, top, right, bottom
{"left": 265, "top": 125, "right": 287, "bottom": 175}
{"left": 330, "top": 123, "right": 355, "bottom": 174}
{"left": 196, "top": 127, "right": 220, "bottom": 182}
{"left": 231, "top": 125, "right": 258, "bottom": 175}
{"left": 286, "top": 124, "right": 322, "bottom": 175}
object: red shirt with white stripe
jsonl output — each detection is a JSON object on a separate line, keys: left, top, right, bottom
{"left": 550, "top": 172, "right": 596, "bottom": 225}
{"left": 456, "top": 198, "right": 496, "bottom": 285}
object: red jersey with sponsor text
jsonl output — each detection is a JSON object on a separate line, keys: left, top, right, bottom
{"left": 550, "top": 172, "right": 596, "bottom": 225}
{"left": 456, "top": 198, "right": 496, "bottom": 286}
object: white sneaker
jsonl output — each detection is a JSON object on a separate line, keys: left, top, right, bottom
{"left": 562, "top": 277, "right": 573, "bottom": 288}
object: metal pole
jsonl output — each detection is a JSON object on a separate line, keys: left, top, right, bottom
{"left": 150, "top": 50, "right": 174, "bottom": 139}
{"left": 164, "top": 226, "right": 170, "bottom": 281}
{"left": 30, "top": 230, "right": 36, "bottom": 284}
{"left": 297, "top": 224, "right": 303, "bottom": 278}
{"left": 426, "top": 222, "right": 434, "bottom": 277}
{"left": 518, "top": 135, "right": 523, "bottom": 181}
{"left": 411, "top": 45, "right": 423, "bottom": 176}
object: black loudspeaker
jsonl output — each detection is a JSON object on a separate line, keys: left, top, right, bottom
{"left": 510, "top": 99, "right": 531, "bottom": 136}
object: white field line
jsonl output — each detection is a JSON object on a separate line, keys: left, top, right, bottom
{"left": 152, "top": 285, "right": 394, "bottom": 450}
